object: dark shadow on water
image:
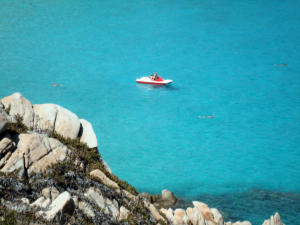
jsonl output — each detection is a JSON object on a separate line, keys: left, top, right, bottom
{"left": 172, "top": 188, "right": 300, "bottom": 225}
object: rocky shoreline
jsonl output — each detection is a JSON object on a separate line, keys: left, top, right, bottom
{"left": 0, "top": 93, "right": 285, "bottom": 225}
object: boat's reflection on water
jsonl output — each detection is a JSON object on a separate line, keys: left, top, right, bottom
{"left": 136, "top": 83, "right": 179, "bottom": 91}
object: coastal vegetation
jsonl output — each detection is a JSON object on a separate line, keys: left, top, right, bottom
{"left": 0, "top": 93, "right": 285, "bottom": 225}
{"left": 50, "top": 131, "right": 139, "bottom": 196}
{"left": 6, "top": 114, "right": 28, "bottom": 134}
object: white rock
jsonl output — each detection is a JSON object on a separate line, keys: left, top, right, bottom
{"left": 50, "top": 186, "right": 60, "bottom": 200}
{"left": 41, "top": 198, "right": 51, "bottom": 209}
{"left": 55, "top": 105, "right": 81, "bottom": 139}
{"left": 122, "top": 189, "right": 136, "bottom": 200}
{"left": 211, "top": 208, "right": 224, "bottom": 224}
{"left": 193, "top": 201, "right": 215, "bottom": 222}
{"left": 1, "top": 133, "right": 69, "bottom": 176}
{"left": 42, "top": 187, "right": 60, "bottom": 201}
{"left": 33, "top": 104, "right": 57, "bottom": 133}
{"left": 20, "top": 198, "right": 30, "bottom": 205}
{"left": 34, "top": 104, "right": 81, "bottom": 139}
{"left": 79, "top": 119, "right": 98, "bottom": 148}
{"left": 0, "top": 148, "right": 25, "bottom": 177}
{"left": 119, "top": 206, "right": 130, "bottom": 221}
{"left": 20, "top": 133, "right": 50, "bottom": 168}
{"left": 72, "top": 196, "right": 78, "bottom": 206}
{"left": 0, "top": 151, "right": 12, "bottom": 169}
{"left": 43, "top": 191, "right": 75, "bottom": 221}
{"left": 109, "top": 199, "right": 120, "bottom": 220}
{"left": 243, "top": 222, "right": 252, "bottom": 225}
{"left": 186, "top": 206, "right": 206, "bottom": 225}
{"left": 1, "top": 93, "right": 34, "bottom": 128}
{"left": 42, "top": 188, "right": 51, "bottom": 199}
{"left": 85, "top": 187, "right": 119, "bottom": 220}
{"left": 28, "top": 138, "right": 69, "bottom": 175}
{"left": 161, "top": 189, "right": 176, "bottom": 205}
{"left": 160, "top": 208, "right": 174, "bottom": 223}
{"left": 262, "top": 213, "right": 284, "bottom": 225}
{"left": 207, "top": 221, "right": 217, "bottom": 225}
{"left": 90, "top": 169, "right": 119, "bottom": 190}
{"left": 232, "top": 221, "right": 252, "bottom": 225}
{"left": 0, "top": 137, "right": 13, "bottom": 155}
{"left": 143, "top": 200, "right": 167, "bottom": 223}
{"left": 85, "top": 187, "right": 106, "bottom": 209}
{"left": 31, "top": 197, "right": 46, "bottom": 208}
{"left": 173, "top": 208, "right": 189, "bottom": 225}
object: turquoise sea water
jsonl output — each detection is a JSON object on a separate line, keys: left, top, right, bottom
{"left": 1, "top": 0, "right": 300, "bottom": 224}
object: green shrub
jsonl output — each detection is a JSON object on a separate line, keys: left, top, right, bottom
{"left": 7, "top": 114, "right": 28, "bottom": 134}
{"left": 51, "top": 131, "right": 139, "bottom": 195}
{"left": 0, "top": 207, "right": 48, "bottom": 225}
{"left": 0, "top": 210, "right": 16, "bottom": 225}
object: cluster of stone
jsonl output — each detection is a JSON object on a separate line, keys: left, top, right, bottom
{"left": 160, "top": 201, "right": 250, "bottom": 225}
{"left": 0, "top": 92, "right": 98, "bottom": 178}
{"left": 0, "top": 93, "right": 167, "bottom": 224}
{"left": 1, "top": 92, "right": 97, "bottom": 147}
{"left": 0, "top": 93, "right": 286, "bottom": 225}
{"left": 138, "top": 190, "right": 285, "bottom": 225}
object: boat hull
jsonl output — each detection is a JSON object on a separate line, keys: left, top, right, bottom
{"left": 136, "top": 77, "right": 173, "bottom": 85}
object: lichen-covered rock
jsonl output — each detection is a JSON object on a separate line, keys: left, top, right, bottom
{"left": 262, "top": 213, "right": 284, "bottom": 225}
{"left": 1, "top": 92, "right": 34, "bottom": 128}
{"left": 79, "top": 118, "right": 98, "bottom": 148}
{"left": 33, "top": 103, "right": 81, "bottom": 139}
{"left": 78, "top": 201, "right": 95, "bottom": 218}
{"left": 1, "top": 199, "right": 31, "bottom": 214}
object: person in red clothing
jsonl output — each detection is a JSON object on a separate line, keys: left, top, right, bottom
{"left": 52, "top": 82, "right": 64, "bottom": 87}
